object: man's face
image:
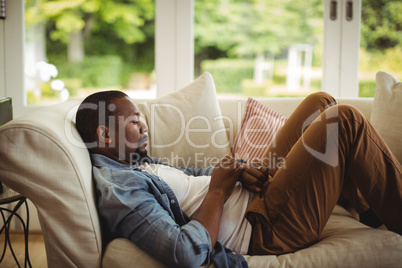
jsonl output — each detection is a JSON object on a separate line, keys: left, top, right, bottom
{"left": 108, "top": 96, "right": 149, "bottom": 163}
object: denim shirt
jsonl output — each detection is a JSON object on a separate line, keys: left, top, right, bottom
{"left": 91, "top": 154, "right": 248, "bottom": 268}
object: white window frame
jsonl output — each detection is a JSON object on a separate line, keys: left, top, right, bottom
{"left": 322, "top": 0, "right": 361, "bottom": 98}
{"left": 0, "top": 18, "right": 5, "bottom": 98}
{"left": 155, "top": 0, "right": 194, "bottom": 97}
{"left": 1, "top": 0, "right": 195, "bottom": 117}
{"left": 2, "top": 0, "right": 26, "bottom": 117}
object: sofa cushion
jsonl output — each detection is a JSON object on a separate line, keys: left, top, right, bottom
{"left": 232, "top": 98, "right": 287, "bottom": 162}
{"left": 370, "top": 71, "right": 402, "bottom": 164}
{"left": 272, "top": 206, "right": 402, "bottom": 267}
{"left": 138, "top": 72, "right": 231, "bottom": 168}
{"left": 102, "top": 205, "right": 402, "bottom": 267}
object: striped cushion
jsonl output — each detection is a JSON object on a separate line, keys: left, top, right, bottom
{"left": 233, "top": 98, "right": 287, "bottom": 162}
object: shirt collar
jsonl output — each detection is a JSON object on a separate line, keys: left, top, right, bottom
{"left": 90, "top": 153, "right": 132, "bottom": 169}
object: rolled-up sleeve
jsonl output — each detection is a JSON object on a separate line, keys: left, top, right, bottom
{"left": 99, "top": 184, "right": 212, "bottom": 268}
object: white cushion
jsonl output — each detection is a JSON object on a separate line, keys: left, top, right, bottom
{"left": 370, "top": 71, "right": 402, "bottom": 164}
{"left": 138, "top": 72, "right": 231, "bottom": 168}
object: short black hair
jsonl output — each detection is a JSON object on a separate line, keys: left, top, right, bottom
{"left": 76, "top": 90, "right": 129, "bottom": 145}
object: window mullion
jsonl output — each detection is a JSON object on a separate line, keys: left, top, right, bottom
{"left": 155, "top": 0, "right": 194, "bottom": 98}
{"left": 322, "top": 0, "right": 361, "bottom": 98}
{"left": 4, "top": 0, "right": 27, "bottom": 117}
{"left": 322, "top": 0, "right": 342, "bottom": 97}
{"left": 339, "top": 0, "right": 361, "bottom": 97}
{"left": 0, "top": 19, "right": 5, "bottom": 98}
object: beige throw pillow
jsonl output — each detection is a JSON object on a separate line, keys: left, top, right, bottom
{"left": 370, "top": 71, "right": 402, "bottom": 164}
{"left": 138, "top": 72, "right": 231, "bottom": 168}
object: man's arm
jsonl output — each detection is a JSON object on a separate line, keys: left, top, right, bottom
{"left": 192, "top": 156, "right": 244, "bottom": 247}
{"left": 99, "top": 184, "right": 212, "bottom": 268}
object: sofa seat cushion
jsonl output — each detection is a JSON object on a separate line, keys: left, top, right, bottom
{"left": 102, "top": 205, "right": 402, "bottom": 268}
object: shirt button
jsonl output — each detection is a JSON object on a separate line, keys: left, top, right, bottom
{"left": 170, "top": 200, "right": 175, "bottom": 204}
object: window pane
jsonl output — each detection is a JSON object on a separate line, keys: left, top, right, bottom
{"left": 24, "top": 0, "right": 155, "bottom": 105}
{"left": 194, "top": 0, "right": 324, "bottom": 97}
{"left": 359, "top": 0, "right": 402, "bottom": 97}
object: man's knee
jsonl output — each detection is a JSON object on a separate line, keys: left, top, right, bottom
{"left": 324, "top": 104, "right": 365, "bottom": 125}
{"left": 337, "top": 104, "right": 365, "bottom": 121}
{"left": 305, "top": 92, "right": 337, "bottom": 108}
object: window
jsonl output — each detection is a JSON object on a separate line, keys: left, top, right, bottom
{"left": 2, "top": 0, "right": 400, "bottom": 118}
{"left": 194, "top": 0, "right": 324, "bottom": 98}
{"left": 24, "top": 0, "right": 156, "bottom": 106}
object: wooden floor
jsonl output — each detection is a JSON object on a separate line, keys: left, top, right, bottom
{"left": 0, "top": 232, "right": 47, "bottom": 267}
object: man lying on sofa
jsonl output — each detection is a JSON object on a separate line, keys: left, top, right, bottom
{"left": 75, "top": 90, "right": 402, "bottom": 268}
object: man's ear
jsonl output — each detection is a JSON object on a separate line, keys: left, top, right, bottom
{"left": 96, "top": 125, "right": 112, "bottom": 144}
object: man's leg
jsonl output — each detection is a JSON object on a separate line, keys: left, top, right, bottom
{"left": 261, "top": 92, "right": 369, "bottom": 214}
{"left": 247, "top": 104, "right": 402, "bottom": 255}
{"left": 263, "top": 92, "right": 337, "bottom": 177}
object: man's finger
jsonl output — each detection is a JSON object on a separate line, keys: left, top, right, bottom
{"left": 246, "top": 168, "right": 267, "bottom": 183}
{"left": 242, "top": 171, "right": 264, "bottom": 188}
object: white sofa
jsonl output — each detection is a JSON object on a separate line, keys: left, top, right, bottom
{"left": 0, "top": 95, "right": 401, "bottom": 268}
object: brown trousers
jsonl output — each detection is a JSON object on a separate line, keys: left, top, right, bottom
{"left": 246, "top": 92, "right": 402, "bottom": 255}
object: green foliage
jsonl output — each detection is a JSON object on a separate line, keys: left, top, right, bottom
{"left": 358, "top": 46, "right": 402, "bottom": 98}
{"left": 81, "top": 56, "right": 122, "bottom": 87}
{"left": 27, "top": 79, "right": 77, "bottom": 104}
{"left": 242, "top": 80, "right": 270, "bottom": 97}
{"left": 39, "top": 81, "right": 61, "bottom": 99}
{"left": 361, "top": 0, "right": 402, "bottom": 50}
{"left": 359, "top": 79, "right": 376, "bottom": 98}
{"left": 27, "top": 91, "right": 40, "bottom": 105}
{"left": 360, "top": 47, "right": 402, "bottom": 74}
{"left": 61, "top": 78, "right": 82, "bottom": 96}
{"left": 51, "top": 55, "right": 123, "bottom": 88}
{"left": 202, "top": 58, "right": 323, "bottom": 97}
{"left": 25, "top": 0, "right": 155, "bottom": 45}
{"left": 194, "top": 0, "right": 323, "bottom": 58}
{"left": 201, "top": 59, "right": 254, "bottom": 94}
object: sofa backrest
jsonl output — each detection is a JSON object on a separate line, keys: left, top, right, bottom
{"left": 217, "top": 97, "right": 374, "bottom": 145}
{"left": 0, "top": 100, "right": 102, "bottom": 268}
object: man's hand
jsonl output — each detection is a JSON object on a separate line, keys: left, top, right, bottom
{"left": 238, "top": 159, "right": 269, "bottom": 193}
{"left": 210, "top": 155, "right": 245, "bottom": 199}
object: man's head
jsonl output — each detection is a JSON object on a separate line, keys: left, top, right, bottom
{"left": 76, "top": 90, "right": 149, "bottom": 165}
